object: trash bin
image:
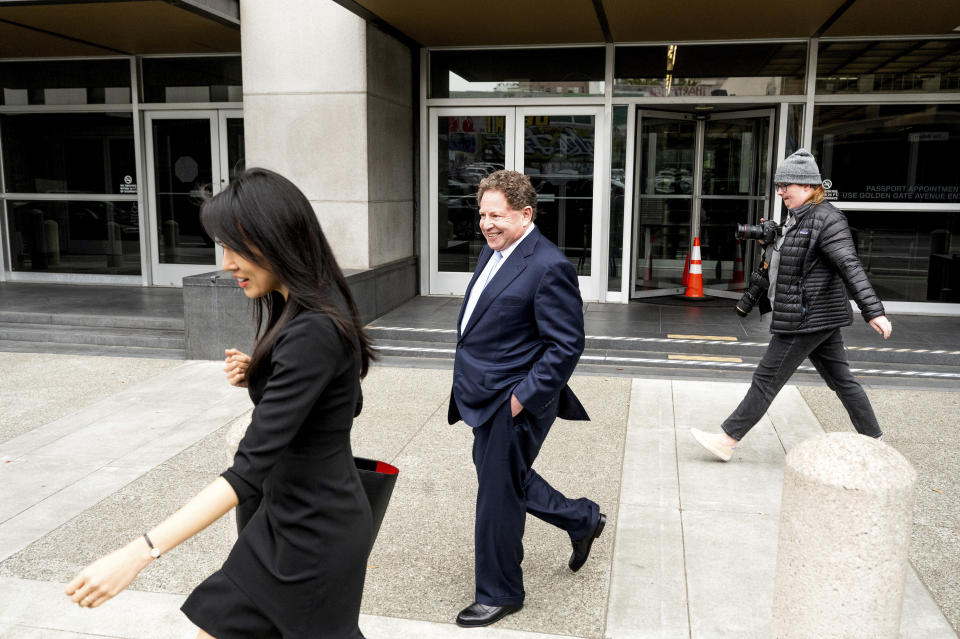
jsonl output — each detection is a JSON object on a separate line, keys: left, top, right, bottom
{"left": 354, "top": 457, "right": 399, "bottom": 551}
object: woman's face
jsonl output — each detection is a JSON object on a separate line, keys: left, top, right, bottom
{"left": 221, "top": 245, "right": 288, "bottom": 300}
{"left": 777, "top": 183, "right": 816, "bottom": 210}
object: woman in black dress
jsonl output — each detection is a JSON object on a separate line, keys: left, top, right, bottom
{"left": 66, "top": 168, "right": 377, "bottom": 638}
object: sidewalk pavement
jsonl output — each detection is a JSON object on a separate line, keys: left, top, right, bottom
{"left": 0, "top": 352, "right": 956, "bottom": 638}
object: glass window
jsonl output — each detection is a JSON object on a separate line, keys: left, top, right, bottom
{"left": 1, "top": 113, "right": 136, "bottom": 195}
{"left": 609, "top": 106, "right": 628, "bottom": 291}
{"left": 845, "top": 209, "right": 959, "bottom": 302}
{"left": 6, "top": 200, "right": 141, "bottom": 275}
{"left": 150, "top": 118, "right": 216, "bottom": 265}
{"left": 523, "top": 114, "right": 596, "bottom": 276}
{"left": 430, "top": 48, "right": 605, "bottom": 98}
{"left": 0, "top": 59, "right": 131, "bottom": 106}
{"left": 786, "top": 104, "right": 805, "bottom": 157}
{"left": 615, "top": 43, "right": 807, "bottom": 97}
{"left": 141, "top": 57, "right": 242, "bottom": 103}
{"left": 817, "top": 39, "right": 960, "bottom": 94}
{"left": 813, "top": 104, "right": 960, "bottom": 203}
{"left": 436, "top": 115, "right": 506, "bottom": 273}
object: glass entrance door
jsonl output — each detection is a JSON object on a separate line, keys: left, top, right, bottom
{"left": 144, "top": 110, "right": 244, "bottom": 286}
{"left": 632, "top": 108, "right": 773, "bottom": 298}
{"left": 429, "top": 106, "right": 603, "bottom": 300}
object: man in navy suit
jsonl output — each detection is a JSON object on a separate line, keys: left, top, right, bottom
{"left": 449, "top": 170, "right": 606, "bottom": 628}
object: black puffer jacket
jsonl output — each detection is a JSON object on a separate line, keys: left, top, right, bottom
{"left": 769, "top": 201, "right": 884, "bottom": 333}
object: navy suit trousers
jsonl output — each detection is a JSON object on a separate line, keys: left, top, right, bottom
{"left": 471, "top": 399, "right": 598, "bottom": 606}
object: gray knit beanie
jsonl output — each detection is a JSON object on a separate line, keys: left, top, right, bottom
{"left": 775, "top": 148, "right": 822, "bottom": 185}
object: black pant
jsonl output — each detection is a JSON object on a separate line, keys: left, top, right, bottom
{"left": 722, "top": 328, "right": 882, "bottom": 441}
{"left": 471, "top": 400, "right": 598, "bottom": 606}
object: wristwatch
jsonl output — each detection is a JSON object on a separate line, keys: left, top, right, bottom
{"left": 143, "top": 533, "right": 161, "bottom": 559}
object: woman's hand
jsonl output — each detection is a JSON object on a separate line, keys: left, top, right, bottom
{"left": 65, "top": 539, "right": 152, "bottom": 609}
{"left": 869, "top": 315, "right": 893, "bottom": 339}
{"left": 65, "top": 478, "right": 239, "bottom": 610}
{"left": 225, "top": 348, "right": 251, "bottom": 387}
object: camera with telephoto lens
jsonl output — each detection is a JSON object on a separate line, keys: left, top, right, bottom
{"left": 735, "top": 266, "right": 770, "bottom": 317}
{"left": 736, "top": 219, "right": 781, "bottom": 244}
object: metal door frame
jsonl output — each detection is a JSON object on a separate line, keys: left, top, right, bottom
{"left": 428, "top": 107, "right": 515, "bottom": 295}
{"left": 428, "top": 106, "right": 604, "bottom": 301}
{"left": 515, "top": 105, "right": 605, "bottom": 302}
{"left": 631, "top": 109, "right": 694, "bottom": 298}
{"left": 144, "top": 109, "right": 240, "bottom": 286}
{"left": 700, "top": 108, "right": 775, "bottom": 299}
{"left": 631, "top": 107, "right": 775, "bottom": 299}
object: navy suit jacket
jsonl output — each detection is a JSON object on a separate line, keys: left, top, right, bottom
{"left": 447, "top": 227, "right": 589, "bottom": 428}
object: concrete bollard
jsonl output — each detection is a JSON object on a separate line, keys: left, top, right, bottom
{"left": 43, "top": 219, "right": 60, "bottom": 266}
{"left": 163, "top": 218, "right": 180, "bottom": 257}
{"left": 772, "top": 433, "right": 917, "bottom": 638}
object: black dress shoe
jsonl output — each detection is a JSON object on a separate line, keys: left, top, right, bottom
{"left": 455, "top": 601, "right": 522, "bottom": 627}
{"left": 569, "top": 512, "right": 606, "bottom": 572}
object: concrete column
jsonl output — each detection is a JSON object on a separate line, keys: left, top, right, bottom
{"left": 772, "top": 432, "right": 917, "bottom": 638}
{"left": 365, "top": 24, "right": 414, "bottom": 268}
{"left": 239, "top": 0, "right": 413, "bottom": 271}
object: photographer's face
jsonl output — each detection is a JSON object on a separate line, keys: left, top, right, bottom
{"left": 778, "top": 183, "right": 816, "bottom": 210}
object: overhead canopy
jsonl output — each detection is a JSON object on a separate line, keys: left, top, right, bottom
{"left": 1, "top": 0, "right": 956, "bottom": 59}
{"left": 340, "top": 0, "right": 960, "bottom": 46}
{"left": 0, "top": 0, "right": 240, "bottom": 58}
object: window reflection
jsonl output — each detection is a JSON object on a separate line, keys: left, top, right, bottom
{"left": 635, "top": 199, "right": 691, "bottom": 290}
{"left": 846, "top": 210, "right": 959, "bottom": 303}
{"left": 0, "top": 60, "right": 131, "bottom": 106}
{"left": 141, "top": 57, "right": 242, "bottom": 103}
{"left": 609, "top": 106, "right": 628, "bottom": 291}
{"left": 1, "top": 114, "right": 136, "bottom": 195}
{"left": 817, "top": 40, "right": 960, "bottom": 94}
{"left": 437, "top": 115, "right": 506, "bottom": 273}
{"left": 813, "top": 104, "right": 960, "bottom": 203}
{"left": 430, "top": 49, "right": 605, "bottom": 98}
{"left": 524, "top": 115, "right": 595, "bottom": 275}
{"left": 151, "top": 119, "right": 215, "bottom": 265}
{"left": 6, "top": 200, "right": 141, "bottom": 275}
{"left": 615, "top": 43, "right": 806, "bottom": 97}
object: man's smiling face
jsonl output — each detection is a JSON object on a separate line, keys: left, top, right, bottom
{"left": 477, "top": 189, "right": 532, "bottom": 252}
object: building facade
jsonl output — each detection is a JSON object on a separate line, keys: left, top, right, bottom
{"left": 0, "top": 0, "right": 958, "bottom": 314}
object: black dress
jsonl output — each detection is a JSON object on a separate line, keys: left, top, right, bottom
{"left": 182, "top": 310, "right": 372, "bottom": 638}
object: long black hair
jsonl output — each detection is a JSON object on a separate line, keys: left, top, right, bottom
{"left": 200, "top": 168, "right": 376, "bottom": 382}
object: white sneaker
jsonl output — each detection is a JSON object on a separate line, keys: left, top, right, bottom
{"left": 691, "top": 428, "right": 735, "bottom": 462}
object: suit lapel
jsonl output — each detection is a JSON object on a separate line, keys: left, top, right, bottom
{"left": 460, "top": 229, "right": 540, "bottom": 339}
{"left": 457, "top": 247, "right": 493, "bottom": 337}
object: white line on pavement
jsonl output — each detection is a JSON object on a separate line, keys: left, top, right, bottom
{"left": 371, "top": 346, "right": 960, "bottom": 379}
{"left": 367, "top": 326, "right": 960, "bottom": 356}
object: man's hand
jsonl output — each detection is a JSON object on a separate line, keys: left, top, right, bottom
{"left": 869, "top": 316, "right": 892, "bottom": 340}
{"left": 224, "top": 348, "right": 251, "bottom": 387}
{"left": 510, "top": 394, "right": 524, "bottom": 417}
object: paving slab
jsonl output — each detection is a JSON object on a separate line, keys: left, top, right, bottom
{"left": 682, "top": 509, "right": 780, "bottom": 639}
{"left": 0, "top": 353, "right": 178, "bottom": 445}
{"left": 0, "top": 355, "right": 955, "bottom": 639}
{"left": 0, "top": 577, "right": 195, "bottom": 639}
{"left": 0, "top": 361, "right": 250, "bottom": 563}
{"left": 605, "top": 504, "right": 689, "bottom": 638}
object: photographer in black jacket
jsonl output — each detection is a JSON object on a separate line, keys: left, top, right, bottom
{"left": 691, "top": 149, "right": 893, "bottom": 462}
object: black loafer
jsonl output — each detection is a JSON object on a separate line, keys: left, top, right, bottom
{"left": 455, "top": 601, "right": 523, "bottom": 627}
{"left": 569, "top": 512, "right": 606, "bottom": 572}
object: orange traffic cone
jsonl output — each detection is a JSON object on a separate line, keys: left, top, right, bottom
{"left": 684, "top": 237, "right": 705, "bottom": 298}
{"left": 731, "top": 239, "right": 744, "bottom": 285}
{"left": 680, "top": 250, "right": 690, "bottom": 286}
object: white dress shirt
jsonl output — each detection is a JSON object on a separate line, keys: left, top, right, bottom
{"left": 460, "top": 223, "right": 536, "bottom": 333}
